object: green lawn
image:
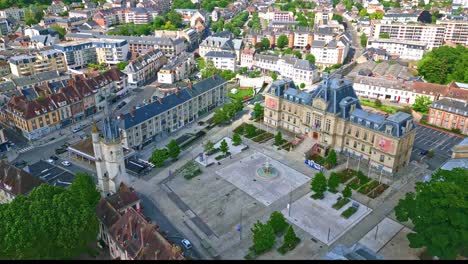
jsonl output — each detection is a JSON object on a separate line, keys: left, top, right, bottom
{"left": 360, "top": 99, "right": 400, "bottom": 114}
{"left": 229, "top": 87, "right": 254, "bottom": 100}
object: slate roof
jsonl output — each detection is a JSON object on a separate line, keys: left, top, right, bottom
{"left": 124, "top": 49, "right": 165, "bottom": 73}
{"left": 205, "top": 50, "right": 236, "bottom": 58}
{"left": 123, "top": 75, "right": 226, "bottom": 129}
{"left": 11, "top": 70, "right": 64, "bottom": 88}
{"left": 431, "top": 98, "right": 468, "bottom": 116}
{"left": 0, "top": 160, "right": 45, "bottom": 197}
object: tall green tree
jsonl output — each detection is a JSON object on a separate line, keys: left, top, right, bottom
{"left": 325, "top": 149, "right": 337, "bottom": 168}
{"left": 204, "top": 140, "right": 215, "bottom": 153}
{"left": 360, "top": 33, "right": 368, "bottom": 48}
{"left": 0, "top": 173, "right": 99, "bottom": 259}
{"left": 328, "top": 172, "right": 340, "bottom": 193}
{"left": 343, "top": 185, "right": 352, "bottom": 198}
{"left": 213, "top": 108, "right": 228, "bottom": 124}
{"left": 50, "top": 25, "right": 66, "bottom": 40}
{"left": 268, "top": 211, "right": 289, "bottom": 235}
{"left": 412, "top": 96, "right": 432, "bottom": 113}
{"left": 220, "top": 139, "right": 229, "bottom": 156}
{"left": 149, "top": 148, "right": 168, "bottom": 167}
{"left": 253, "top": 103, "right": 264, "bottom": 119}
{"left": 116, "top": 61, "right": 128, "bottom": 71}
{"left": 395, "top": 168, "right": 468, "bottom": 260}
{"left": 311, "top": 171, "right": 327, "bottom": 198}
{"left": 283, "top": 225, "right": 300, "bottom": 248}
{"left": 166, "top": 139, "right": 181, "bottom": 160}
{"left": 274, "top": 131, "right": 283, "bottom": 146}
{"left": 277, "top": 35, "right": 289, "bottom": 49}
{"left": 261, "top": 37, "right": 270, "bottom": 50}
{"left": 251, "top": 220, "right": 276, "bottom": 254}
{"left": 245, "top": 125, "right": 257, "bottom": 138}
{"left": 418, "top": 46, "right": 468, "bottom": 84}
{"left": 232, "top": 133, "right": 242, "bottom": 146}
{"left": 305, "top": 54, "right": 316, "bottom": 65}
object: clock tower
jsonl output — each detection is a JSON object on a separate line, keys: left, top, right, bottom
{"left": 92, "top": 102, "right": 128, "bottom": 197}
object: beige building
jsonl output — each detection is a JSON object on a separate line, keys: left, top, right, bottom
{"left": 263, "top": 78, "right": 416, "bottom": 174}
{"left": 8, "top": 50, "right": 67, "bottom": 77}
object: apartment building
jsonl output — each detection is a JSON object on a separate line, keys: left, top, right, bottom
{"left": 370, "top": 20, "right": 446, "bottom": 50}
{"left": 253, "top": 53, "right": 320, "bottom": 85}
{"left": 8, "top": 50, "right": 68, "bottom": 77}
{"left": 314, "top": 11, "right": 333, "bottom": 26}
{"left": 205, "top": 51, "right": 237, "bottom": 72}
{"left": 246, "top": 28, "right": 314, "bottom": 49}
{"left": 0, "top": 8, "right": 25, "bottom": 21}
{"left": 263, "top": 78, "right": 416, "bottom": 174}
{"left": 0, "top": 19, "right": 10, "bottom": 35}
{"left": 154, "top": 28, "right": 202, "bottom": 51}
{"left": 428, "top": 99, "right": 468, "bottom": 135}
{"left": 122, "top": 75, "right": 228, "bottom": 149}
{"left": 157, "top": 53, "right": 194, "bottom": 84}
{"left": 366, "top": 38, "right": 427, "bottom": 60}
{"left": 54, "top": 40, "right": 98, "bottom": 69}
{"left": 199, "top": 36, "right": 243, "bottom": 62}
{"left": 240, "top": 48, "right": 256, "bottom": 68}
{"left": 123, "top": 8, "right": 153, "bottom": 24}
{"left": 69, "top": 10, "right": 95, "bottom": 19}
{"left": 382, "top": 13, "right": 419, "bottom": 23}
{"left": 94, "top": 39, "right": 129, "bottom": 65}
{"left": 310, "top": 39, "right": 350, "bottom": 67}
{"left": 258, "top": 10, "right": 294, "bottom": 22}
{"left": 436, "top": 20, "right": 468, "bottom": 46}
{"left": 123, "top": 49, "right": 167, "bottom": 88}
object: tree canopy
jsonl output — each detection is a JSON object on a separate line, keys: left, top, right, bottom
{"left": 412, "top": 95, "right": 432, "bottom": 114}
{"left": 418, "top": 46, "right": 468, "bottom": 84}
{"left": 0, "top": 173, "right": 100, "bottom": 259}
{"left": 395, "top": 168, "right": 468, "bottom": 260}
{"left": 311, "top": 171, "right": 327, "bottom": 198}
{"left": 166, "top": 139, "right": 181, "bottom": 160}
{"left": 251, "top": 220, "right": 276, "bottom": 255}
{"left": 253, "top": 103, "right": 264, "bottom": 120}
{"left": 277, "top": 35, "right": 289, "bottom": 49}
{"left": 149, "top": 148, "right": 168, "bottom": 167}
{"left": 268, "top": 211, "right": 288, "bottom": 235}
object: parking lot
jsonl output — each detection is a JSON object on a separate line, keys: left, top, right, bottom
{"left": 411, "top": 124, "right": 464, "bottom": 170}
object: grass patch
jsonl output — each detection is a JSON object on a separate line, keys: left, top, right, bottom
{"left": 229, "top": 87, "right": 254, "bottom": 101}
{"left": 357, "top": 180, "right": 379, "bottom": 195}
{"left": 252, "top": 132, "right": 274, "bottom": 143}
{"left": 214, "top": 152, "right": 231, "bottom": 160}
{"left": 341, "top": 206, "right": 358, "bottom": 219}
{"left": 277, "top": 238, "right": 301, "bottom": 255}
{"left": 347, "top": 178, "right": 361, "bottom": 190}
{"left": 367, "top": 184, "right": 389, "bottom": 199}
{"left": 360, "top": 99, "right": 400, "bottom": 114}
{"left": 336, "top": 169, "right": 357, "bottom": 183}
{"left": 233, "top": 123, "right": 246, "bottom": 135}
{"left": 206, "top": 147, "right": 220, "bottom": 156}
{"left": 180, "top": 161, "right": 202, "bottom": 180}
{"left": 332, "top": 198, "right": 350, "bottom": 210}
{"left": 273, "top": 139, "right": 287, "bottom": 146}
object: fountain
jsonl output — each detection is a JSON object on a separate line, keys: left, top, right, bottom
{"left": 256, "top": 158, "right": 279, "bottom": 180}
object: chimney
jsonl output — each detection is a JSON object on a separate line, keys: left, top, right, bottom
{"left": 188, "top": 81, "right": 193, "bottom": 90}
{"left": 130, "top": 106, "right": 135, "bottom": 118}
{"left": 175, "top": 88, "right": 180, "bottom": 96}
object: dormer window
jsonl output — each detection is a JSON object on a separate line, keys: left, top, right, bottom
{"left": 385, "top": 125, "right": 392, "bottom": 135}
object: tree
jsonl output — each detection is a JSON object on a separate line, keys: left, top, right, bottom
{"left": 253, "top": 103, "right": 264, "bottom": 119}
{"left": 213, "top": 108, "right": 228, "bottom": 124}
{"left": 268, "top": 211, "right": 288, "bottom": 235}
{"left": 245, "top": 125, "right": 257, "bottom": 138}
{"left": 232, "top": 133, "right": 242, "bottom": 146}
{"left": 277, "top": 35, "right": 289, "bottom": 49}
{"left": 196, "top": 57, "right": 205, "bottom": 70}
{"left": 343, "top": 185, "right": 352, "bottom": 198}
{"left": 412, "top": 96, "right": 432, "bottom": 113}
{"left": 149, "top": 148, "right": 168, "bottom": 167}
{"left": 379, "top": 33, "right": 390, "bottom": 39}
{"left": 418, "top": 46, "right": 468, "bottom": 84}
{"left": 251, "top": 220, "right": 276, "bottom": 255}
{"left": 261, "top": 37, "right": 270, "bottom": 50}
{"left": 202, "top": 60, "right": 221, "bottom": 79}
{"left": 50, "top": 25, "right": 66, "bottom": 40}
{"left": 283, "top": 225, "right": 300, "bottom": 248}
{"left": 325, "top": 149, "right": 337, "bottom": 168}
{"left": 220, "top": 139, "right": 229, "bottom": 156}
{"left": 0, "top": 173, "right": 100, "bottom": 259}
{"left": 166, "top": 139, "right": 181, "bottom": 160}
{"left": 300, "top": 83, "right": 305, "bottom": 89}
{"left": 305, "top": 54, "right": 315, "bottom": 65}
{"left": 360, "top": 33, "right": 368, "bottom": 48}
{"left": 311, "top": 171, "right": 327, "bottom": 198}
{"left": 116, "top": 61, "right": 128, "bottom": 71}
{"left": 220, "top": 70, "right": 236, "bottom": 81}
{"left": 274, "top": 131, "right": 283, "bottom": 146}
{"left": 204, "top": 140, "right": 214, "bottom": 153}
{"left": 332, "top": 14, "right": 343, "bottom": 23}
{"left": 328, "top": 172, "right": 340, "bottom": 193}
{"left": 395, "top": 168, "right": 468, "bottom": 260}
{"left": 359, "top": 9, "right": 367, "bottom": 17}
{"left": 374, "top": 98, "right": 382, "bottom": 107}
{"left": 271, "top": 72, "right": 278, "bottom": 81}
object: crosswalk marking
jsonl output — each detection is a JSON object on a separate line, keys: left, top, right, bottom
{"left": 18, "top": 146, "right": 34, "bottom": 154}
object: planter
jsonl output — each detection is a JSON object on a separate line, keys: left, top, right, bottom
{"left": 341, "top": 206, "right": 358, "bottom": 219}
{"left": 332, "top": 198, "right": 350, "bottom": 210}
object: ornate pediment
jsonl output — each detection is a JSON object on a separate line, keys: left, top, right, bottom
{"left": 312, "top": 98, "right": 327, "bottom": 111}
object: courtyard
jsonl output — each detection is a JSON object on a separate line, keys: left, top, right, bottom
{"left": 281, "top": 191, "right": 372, "bottom": 246}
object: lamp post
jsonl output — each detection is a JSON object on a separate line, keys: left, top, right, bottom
{"left": 378, "top": 167, "right": 383, "bottom": 184}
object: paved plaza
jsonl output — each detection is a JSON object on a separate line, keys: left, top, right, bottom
{"left": 215, "top": 152, "right": 310, "bottom": 206}
{"left": 282, "top": 191, "right": 372, "bottom": 246}
{"left": 358, "top": 217, "right": 404, "bottom": 253}
{"left": 411, "top": 124, "right": 463, "bottom": 170}
{"left": 195, "top": 137, "right": 247, "bottom": 166}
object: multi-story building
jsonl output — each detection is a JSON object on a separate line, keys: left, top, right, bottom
{"left": 258, "top": 10, "right": 294, "bottom": 22}
{"left": 154, "top": 28, "right": 201, "bottom": 51}
{"left": 122, "top": 75, "right": 228, "bottom": 149}
{"left": 54, "top": 40, "right": 98, "bottom": 69}
{"left": 0, "top": 60, "right": 11, "bottom": 78}
{"left": 0, "top": 8, "right": 25, "bottom": 21}
{"left": 370, "top": 20, "right": 446, "bottom": 50}
{"left": 6, "top": 95, "right": 62, "bottom": 140}
{"left": 366, "top": 38, "right": 427, "bottom": 61}
{"left": 0, "top": 19, "right": 10, "bottom": 35}
{"left": 310, "top": 39, "right": 350, "bottom": 67}
{"left": 199, "top": 36, "right": 243, "bottom": 62}
{"left": 123, "top": 8, "right": 153, "bottom": 24}
{"left": 314, "top": 11, "right": 333, "bottom": 26}
{"left": 157, "top": 52, "right": 194, "bottom": 84}
{"left": 352, "top": 76, "right": 468, "bottom": 104}
{"left": 68, "top": 10, "right": 96, "bottom": 19}
{"left": 253, "top": 53, "right": 320, "bottom": 85}
{"left": 240, "top": 48, "right": 256, "bottom": 68}
{"left": 205, "top": 51, "right": 237, "bottom": 72}
{"left": 0, "top": 160, "right": 44, "bottom": 204}
{"left": 8, "top": 50, "right": 68, "bottom": 77}
{"left": 92, "top": 8, "right": 124, "bottom": 28}
{"left": 381, "top": 12, "right": 419, "bottom": 23}
{"left": 428, "top": 99, "right": 468, "bottom": 135}
{"left": 123, "top": 49, "right": 167, "bottom": 88}
{"left": 436, "top": 19, "right": 468, "bottom": 46}
{"left": 246, "top": 28, "right": 314, "bottom": 49}
{"left": 94, "top": 39, "right": 130, "bottom": 65}
{"left": 263, "top": 78, "right": 416, "bottom": 174}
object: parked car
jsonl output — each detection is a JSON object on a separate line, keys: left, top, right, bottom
{"left": 14, "top": 160, "right": 27, "bottom": 168}
{"left": 50, "top": 155, "right": 59, "bottom": 161}
{"left": 72, "top": 127, "right": 81, "bottom": 133}
{"left": 117, "top": 101, "right": 127, "bottom": 109}
{"left": 55, "top": 147, "right": 68, "bottom": 155}
{"left": 61, "top": 160, "right": 71, "bottom": 167}
{"left": 46, "top": 159, "right": 55, "bottom": 164}
{"left": 181, "top": 239, "right": 192, "bottom": 250}
{"left": 420, "top": 150, "right": 429, "bottom": 155}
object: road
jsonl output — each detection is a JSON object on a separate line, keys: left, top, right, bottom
{"left": 139, "top": 194, "right": 201, "bottom": 260}
{"left": 343, "top": 16, "right": 363, "bottom": 61}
